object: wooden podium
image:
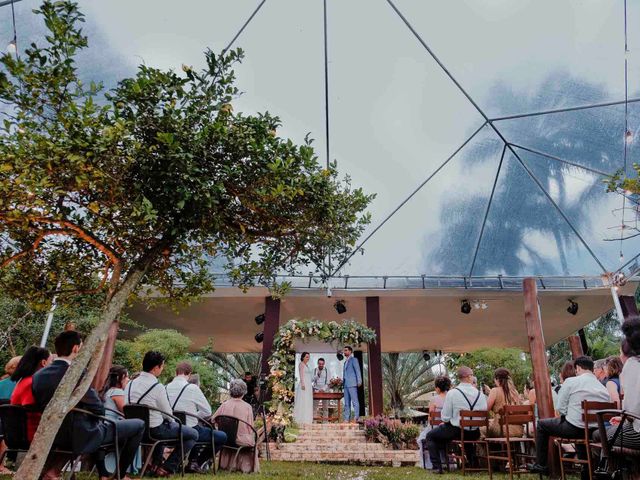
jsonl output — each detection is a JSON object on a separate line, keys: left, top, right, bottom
{"left": 313, "top": 391, "right": 343, "bottom": 423}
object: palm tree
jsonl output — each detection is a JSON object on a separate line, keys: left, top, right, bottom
{"left": 204, "top": 352, "right": 261, "bottom": 392}
{"left": 382, "top": 352, "right": 444, "bottom": 416}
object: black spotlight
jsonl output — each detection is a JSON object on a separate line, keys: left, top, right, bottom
{"left": 422, "top": 350, "right": 431, "bottom": 362}
{"left": 567, "top": 300, "right": 579, "bottom": 316}
{"left": 334, "top": 300, "right": 347, "bottom": 315}
{"left": 336, "top": 351, "right": 344, "bottom": 361}
{"left": 255, "top": 332, "right": 264, "bottom": 343}
{"left": 461, "top": 299, "right": 471, "bottom": 315}
{"left": 255, "top": 313, "right": 265, "bottom": 325}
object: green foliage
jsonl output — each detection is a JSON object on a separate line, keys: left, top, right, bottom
{"left": 0, "top": 293, "right": 103, "bottom": 367}
{"left": 202, "top": 346, "right": 261, "bottom": 393}
{"left": 447, "top": 348, "right": 532, "bottom": 390}
{"left": 0, "top": 0, "right": 374, "bottom": 311}
{"left": 113, "top": 329, "right": 219, "bottom": 404}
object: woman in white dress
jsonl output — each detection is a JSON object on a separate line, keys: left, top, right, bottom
{"left": 293, "top": 352, "right": 314, "bottom": 425}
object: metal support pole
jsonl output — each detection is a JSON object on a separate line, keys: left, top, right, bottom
{"left": 40, "top": 285, "right": 60, "bottom": 348}
{"left": 611, "top": 286, "right": 625, "bottom": 324}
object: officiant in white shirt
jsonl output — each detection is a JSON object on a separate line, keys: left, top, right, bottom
{"left": 312, "top": 358, "right": 330, "bottom": 421}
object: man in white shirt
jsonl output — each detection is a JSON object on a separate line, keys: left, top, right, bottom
{"left": 312, "top": 358, "right": 330, "bottom": 420}
{"left": 529, "top": 356, "right": 611, "bottom": 478}
{"left": 425, "top": 366, "right": 487, "bottom": 473}
{"left": 124, "top": 351, "right": 199, "bottom": 477}
{"left": 166, "top": 362, "right": 227, "bottom": 472}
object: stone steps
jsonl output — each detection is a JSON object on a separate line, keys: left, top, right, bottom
{"left": 265, "top": 423, "right": 419, "bottom": 466}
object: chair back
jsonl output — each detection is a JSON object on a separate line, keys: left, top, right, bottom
{"left": 174, "top": 411, "right": 186, "bottom": 425}
{"left": 215, "top": 415, "right": 240, "bottom": 448}
{"left": 429, "top": 410, "right": 443, "bottom": 426}
{"left": 499, "top": 404, "right": 535, "bottom": 438}
{"left": 0, "top": 405, "right": 30, "bottom": 450}
{"left": 582, "top": 400, "right": 617, "bottom": 430}
{"left": 459, "top": 409, "right": 489, "bottom": 429}
{"left": 123, "top": 404, "right": 154, "bottom": 442}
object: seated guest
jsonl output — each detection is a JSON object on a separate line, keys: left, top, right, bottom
{"left": 10, "top": 346, "right": 52, "bottom": 440}
{"left": 604, "top": 356, "right": 623, "bottom": 409}
{"left": 0, "top": 356, "right": 21, "bottom": 401}
{"left": 124, "top": 351, "right": 198, "bottom": 477}
{"left": 429, "top": 375, "right": 451, "bottom": 415}
{"left": 213, "top": 378, "right": 259, "bottom": 473}
{"left": 33, "top": 331, "right": 144, "bottom": 480}
{"left": 166, "top": 361, "right": 227, "bottom": 473}
{"left": 485, "top": 368, "right": 523, "bottom": 438}
{"left": 420, "top": 376, "right": 451, "bottom": 469}
{"left": 594, "top": 320, "right": 640, "bottom": 451}
{"left": 528, "top": 356, "right": 610, "bottom": 479}
{"left": 100, "top": 365, "right": 130, "bottom": 420}
{"left": 425, "top": 366, "right": 487, "bottom": 474}
{"left": 593, "top": 359, "right": 607, "bottom": 384}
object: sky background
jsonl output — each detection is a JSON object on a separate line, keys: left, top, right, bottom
{"left": 3, "top": 0, "right": 640, "bottom": 278}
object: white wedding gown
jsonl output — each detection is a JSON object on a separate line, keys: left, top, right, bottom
{"left": 293, "top": 361, "right": 314, "bottom": 425}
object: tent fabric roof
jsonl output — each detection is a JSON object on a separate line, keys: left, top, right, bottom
{"left": 127, "top": 281, "right": 636, "bottom": 353}
{"left": 5, "top": 0, "right": 640, "bottom": 278}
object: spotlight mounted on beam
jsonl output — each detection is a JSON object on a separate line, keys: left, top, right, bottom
{"left": 255, "top": 313, "right": 265, "bottom": 325}
{"left": 255, "top": 332, "right": 264, "bottom": 343}
{"left": 336, "top": 350, "right": 344, "bottom": 361}
{"left": 334, "top": 300, "right": 347, "bottom": 315}
{"left": 461, "top": 299, "right": 471, "bottom": 315}
{"left": 567, "top": 300, "right": 578, "bottom": 316}
{"left": 422, "top": 350, "right": 431, "bottom": 362}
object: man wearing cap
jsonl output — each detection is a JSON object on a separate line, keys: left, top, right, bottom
{"left": 425, "top": 366, "right": 487, "bottom": 473}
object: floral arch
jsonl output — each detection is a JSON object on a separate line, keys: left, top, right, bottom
{"left": 268, "top": 318, "right": 377, "bottom": 425}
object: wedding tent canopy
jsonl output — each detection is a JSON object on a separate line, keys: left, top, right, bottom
{"left": 4, "top": 0, "right": 640, "bottom": 281}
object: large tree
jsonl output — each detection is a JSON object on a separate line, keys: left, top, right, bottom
{"left": 0, "top": 2, "right": 373, "bottom": 477}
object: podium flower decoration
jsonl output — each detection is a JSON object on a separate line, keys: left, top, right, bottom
{"left": 267, "top": 318, "right": 376, "bottom": 425}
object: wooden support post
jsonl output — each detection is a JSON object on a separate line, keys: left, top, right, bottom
{"left": 568, "top": 335, "right": 584, "bottom": 360}
{"left": 260, "top": 296, "right": 280, "bottom": 380}
{"left": 619, "top": 295, "right": 639, "bottom": 322}
{"left": 523, "top": 278, "right": 557, "bottom": 475}
{"left": 366, "top": 296, "right": 384, "bottom": 417}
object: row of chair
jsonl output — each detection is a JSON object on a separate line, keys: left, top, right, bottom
{"left": 0, "top": 403, "right": 259, "bottom": 479}
{"left": 426, "top": 401, "right": 631, "bottom": 480}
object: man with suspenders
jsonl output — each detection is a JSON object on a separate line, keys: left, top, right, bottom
{"left": 124, "top": 351, "right": 199, "bottom": 477}
{"left": 425, "top": 366, "right": 488, "bottom": 474}
{"left": 166, "top": 362, "right": 227, "bottom": 473}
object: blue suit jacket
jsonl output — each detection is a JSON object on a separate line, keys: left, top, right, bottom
{"left": 342, "top": 356, "right": 362, "bottom": 388}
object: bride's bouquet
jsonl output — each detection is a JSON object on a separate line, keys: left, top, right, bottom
{"left": 329, "top": 377, "right": 343, "bottom": 391}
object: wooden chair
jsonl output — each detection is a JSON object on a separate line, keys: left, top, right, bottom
{"left": 486, "top": 404, "right": 536, "bottom": 480}
{"left": 450, "top": 410, "right": 490, "bottom": 475}
{"left": 213, "top": 415, "right": 258, "bottom": 473}
{"left": 554, "top": 400, "right": 617, "bottom": 480}
{"left": 123, "top": 404, "right": 186, "bottom": 477}
{"left": 429, "top": 410, "right": 444, "bottom": 427}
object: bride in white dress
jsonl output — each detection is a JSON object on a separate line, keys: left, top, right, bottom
{"left": 293, "top": 352, "right": 314, "bottom": 425}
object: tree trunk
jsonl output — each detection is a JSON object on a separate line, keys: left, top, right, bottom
{"left": 92, "top": 318, "right": 119, "bottom": 390}
{"left": 14, "top": 265, "right": 148, "bottom": 480}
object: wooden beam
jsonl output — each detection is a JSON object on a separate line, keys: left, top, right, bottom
{"left": 523, "top": 278, "right": 558, "bottom": 475}
{"left": 568, "top": 335, "right": 584, "bottom": 360}
{"left": 260, "top": 296, "right": 280, "bottom": 379}
{"left": 618, "top": 295, "right": 639, "bottom": 322}
{"left": 366, "top": 296, "right": 384, "bottom": 417}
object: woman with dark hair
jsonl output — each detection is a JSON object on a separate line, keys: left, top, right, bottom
{"left": 429, "top": 375, "right": 451, "bottom": 415}
{"left": 485, "top": 368, "right": 523, "bottom": 437}
{"left": 100, "top": 365, "right": 130, "bottom": 420}
{"left": 605, "top": 356, "right": 623, "bottom": 408}
{"left": 9, "top": 346, "right": 51, "bottom": 440}
{"left": 293, "top": 352, "right": 313, "bottom": 425}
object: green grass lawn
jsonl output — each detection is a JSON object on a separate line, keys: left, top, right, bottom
{"left": 0, "top": 461, "right": 552, "bottom": 479}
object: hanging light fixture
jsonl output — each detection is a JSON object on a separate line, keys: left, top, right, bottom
{"left": 625, "top": 130, "right": 634, "bottom": 145}
{"left": 6, "top": 38, "right": 16, "bottom": 54}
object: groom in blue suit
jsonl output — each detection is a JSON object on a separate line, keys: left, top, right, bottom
{"left": 342, "top": 346, "right": 362, "bottom": 422}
